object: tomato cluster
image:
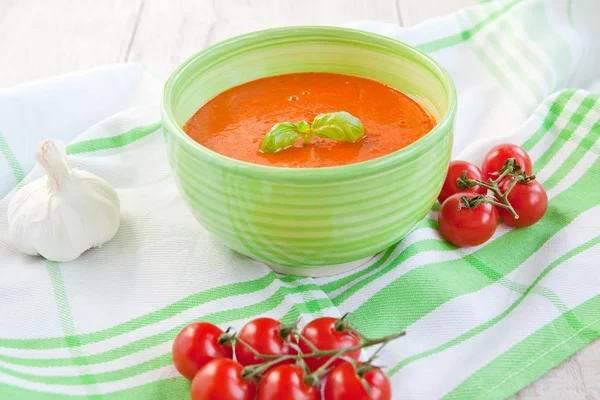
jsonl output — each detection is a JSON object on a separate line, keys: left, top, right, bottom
{"left": 437, "top": 143, "right": 548, "bottom": 247}
{"left": 172, "top": 316, "right": 397, "bottom": 400}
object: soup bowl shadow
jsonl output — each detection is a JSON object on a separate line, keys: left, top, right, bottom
{"left": 161, "top": 26, "right": 456, "bottom": 277}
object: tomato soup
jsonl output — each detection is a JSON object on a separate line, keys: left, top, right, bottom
{"left": 183, "top": 73, "right": 435, "bottom": 168}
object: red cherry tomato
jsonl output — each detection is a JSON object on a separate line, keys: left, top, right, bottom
{"left": 234, "top": 317, "right": 296, "bottom": 367}
{"left": 257, "top": 364, "right": 320, "bottom": 400}
{"left": 438, "top": 193, "right": 498, "bottom": 247}
{"left": 172, "top": 322, "right": 232, "bottom": 380}
{"left": 497, "top": 179, "right": 548, "bottom": 227}
{"left": 438, "top": 160, "right": 487, "bottom": 203}
{"left": 299, "top": 317, "right": 361, "bottom": 372}
{"left": 324, "top": 362, "right": 391, "bottom": 400}
{"left": 482, "top": 143, "right": 533, "bottom": 179}
{"left": 191, "top": 358, "right": 256, "bottom": 400}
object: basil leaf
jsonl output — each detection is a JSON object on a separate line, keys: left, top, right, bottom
{"left": 260, "top": 122, "right": 301, "bottom": 153}
{"left": 297, "top": 120, "right": 311, "bottom": 133}
{"left": 312, "top": 111, "right": 365, "bottom": 142}
{"left": 296, "top": 120, "right": 313, "bottom": 144}
{"left": 258, "top": 112, "right": 364, "bottom": 154}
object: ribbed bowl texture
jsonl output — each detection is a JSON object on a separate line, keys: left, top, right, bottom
{"left": 161, "top": 26, "right": 456, "bottom": 273}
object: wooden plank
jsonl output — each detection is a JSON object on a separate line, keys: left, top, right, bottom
{"left": 126, "top": 0, "right": 401, "bottom": 79}
{"left": 397, "top": 0, "right": 477, "bottom": 26}
{"left": 0, "top": 0, "right": 143, "bottom": 87}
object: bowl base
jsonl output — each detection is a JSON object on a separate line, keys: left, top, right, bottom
{"left": 261, "top": 256, "right": 373, "bottom": 277}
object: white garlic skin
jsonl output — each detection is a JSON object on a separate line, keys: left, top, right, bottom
{"left": 7, "top": 140, "right": 120, "bottom": 262}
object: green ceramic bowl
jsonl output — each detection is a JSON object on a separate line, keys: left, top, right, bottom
{"left": 161, "top": 26, "right": 456, "bottom": 276}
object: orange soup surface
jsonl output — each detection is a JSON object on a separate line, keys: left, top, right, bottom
{"left": 183, "top": 73, "right": 436, "bottom": 168}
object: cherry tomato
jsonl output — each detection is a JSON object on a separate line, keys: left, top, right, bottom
{"left": 438, "top": 193, "right": 498, "bottom": 247}
{"left": 482, "top": 143, "right": 533, "bottom": 179}
{"left": 324, "top": 362, "right": 391, "bottom": 400}
{"left": 191, "top": 358, "right": 256, "bottom": 400}
{"left": 438, "top": 160, "right": 487, "bottom": 203}
{"left": 299, "top": 317, "right": 361, "bottom": 372}
{"left": 497, "top": 179, "right": 548, "bottom": 227}
{"left": 257, "top": 364, "right": 320, "bottom": 400}
{"left": 234, "top": 317, "right": 296, "bottom": 367}
{"left": 172, "top": 322, "right": 232, "bottom": 380}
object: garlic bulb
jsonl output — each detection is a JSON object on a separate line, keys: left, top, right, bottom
{"left": 8, "top": 140, "right": 120, "bottom": 262}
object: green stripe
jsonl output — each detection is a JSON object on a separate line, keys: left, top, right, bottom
{"left": 484, "top": 30, "right": 543, "bottom": 106}
{"left": 336, "top": 89, "right": 588, "bottom": 318}
{"left": 297, "top": 292, "right": 322, "bottom": 318}
{"left": 521, "top": 90, "right": 577, "bottom": 152}
{"left": 281, "top": 298, "right": 335, "bottom": 324}
{"left": 523, "top": 1, "right": 573, "bottom": 90}
{"left": 278, "top": 274, "right": 307, "bottom": 283}
{"left": 66, "top": 123, "right": 161, "bottom": 155}
{"left": 489, "top": 13, "right": 553, "bottom": 105}
{"left": 567, "top": 0, "right": 574, "bottom": 26}
{"left": 0, "top": 283, "right": 324, "bottom": 368}
{"left": 0, "top": 298, "right": 334, "bottom": 386}
{"left": 0, "top": 25, "right": 572, "bottom": 348}
{"left": 0, "top": 377, "right": 190, "bottom": 400}
{"left": 0, "top": 273, "right": 275, "bottom": 350}
{"left": 333, "top": 236, "right": 566, "bottom": 313}
{"left": 416, "top": 0, "right": 520, "bottom": 53}
{"left": 0, "top": 90, "right": 585, "bottom": 353}
{"left": 533, "top": 95, "right": 599, "bottom": 173}
{"left": 497, "top": 278, "right": 568, "bottom": 312}
{"left": 333, "top": 239, "right": 456, "bottom": 306}
{"left": 0, "top": 131, "right": 25, "bottom": 183}
{"left": 45, "top": 261, "right": 98, "bottom": 393}
{"left": 346, "top": 155, "right": 600, "bottom": 339}
{"left": 322, "top": 217, "right": 439, "bottom": 294}
{"left": 46, "top": 262, "right": 83, "bottom": 350}
{"left": 531, "top": 286, "right": 568, "bottom": 313}
{"left": 460, "top": 8, "right": 530, "bottom": 109}
{"left": 0, "top": 3, "right": 595, "bottom": 399}
{"left": 8, "top": 88, "right": 584, "bottom": 388}
{"left": 322, "top": 245, "right": 395, "bottom": 293}
{"left": 445, "top": 294, "right": 600, "bottom": 399}
{"left": 2, "top": 122, "right": 161, "bottom": 195}
{"left": 6, "top": 295, "right": 595, "bottom": 399}
{"left": 543, "top": 120, "right": 600, "bottom": 191}
{"left": 414, "top": 216, "right": 439, "bottom": 232}
{"left": 388, "top": 235, "right": 600, "bottom": 375}
{"left": 5, "top": 272, "right": 564, "bottom": 385}
{"left": 0, "top": 353, "right": 172, "bottom": 386}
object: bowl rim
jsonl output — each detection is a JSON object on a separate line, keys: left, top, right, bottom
{"left": 161, "top": 25, "right": 457, "bottom": 181}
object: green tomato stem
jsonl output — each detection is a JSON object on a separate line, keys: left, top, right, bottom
{"left": 235, "top": 326, "right": 406, "bottom": 382}
{"left": 297, "top": 332, "right": 321, "bottom": 353}
{"left": 454, "top": 157, "right": 537, "bottom": 219}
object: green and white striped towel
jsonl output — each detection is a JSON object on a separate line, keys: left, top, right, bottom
{"left": 1, "top": 0, "right": 599, "bottom": 398}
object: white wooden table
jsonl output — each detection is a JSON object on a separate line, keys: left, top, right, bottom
{"left": 1, "top": 1, "right": 598, "bottom": 398}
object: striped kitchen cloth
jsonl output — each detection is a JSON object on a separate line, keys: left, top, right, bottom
{"left": 1, "top": 0, "right": 599, "bottom": 398}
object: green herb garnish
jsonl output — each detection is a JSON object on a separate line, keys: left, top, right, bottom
{"left": 260, "top": 111, "right": 365, "bottom": 153}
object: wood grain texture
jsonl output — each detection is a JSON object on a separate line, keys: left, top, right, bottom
{"left": 0, "top": 0, "right": 598, "bottom": 399}
{"left": 0, "top": 0, "right": 143, "bottom": 87}
{"left": 126, "top": 0, "right": 401, "bottom": 80}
